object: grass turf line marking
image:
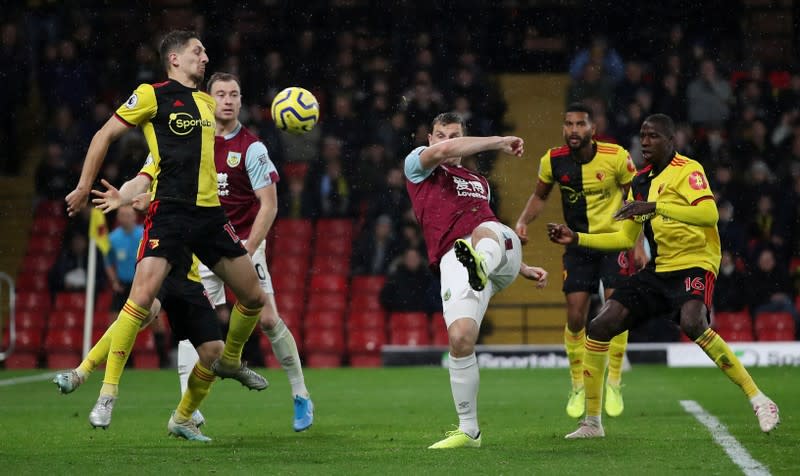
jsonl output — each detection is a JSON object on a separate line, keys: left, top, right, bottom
{"left": 0, "top": 372, "right": 56, "bottom": 387}
{"left": 680, "top": 400, "right": 770, "bottom": 476}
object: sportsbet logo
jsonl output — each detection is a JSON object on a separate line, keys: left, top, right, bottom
{"left": 168, "top": 112, "right": 214, "bottom": 135}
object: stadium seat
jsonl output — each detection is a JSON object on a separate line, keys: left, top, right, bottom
{"left": 277, "top": 310, "right": 302, "bottom": 331}
{"left": 15, "top": 273, "right": 48, "bottom": 292}
{"left": 272, "top": 219, "right": 313, "bottom": 242}
{"left": 272, "top": 271, "right": 307, "bottom": 293}
{"left": 271, "top": 254, "right": 310, "bottom": 273}
{"left": 349, "top": 293, "right": 383, "bottom": 312}
{"left": 133, "top": 327, "right": 156, "bottom": 353}
{"left": 273, "top": 237, "right": 314, "bottom": 256}
{"left": 756, "top": 329, "right": 795, "bottom": 341}
{"left": 28, "top": 235, "right": 60, "bottom": 255}
{"left": 716, "top": 327, "right": 754, "bottom": 342}
{"left": 351, "top": 276, "right": 386, "bottom": 294}
{"left": 314, "top": 238, "right": 353, "bottom": 256}
{"left": 44, "top": 329, "right": 82, "bottom": 351}
{"left": 304, "top": 310, "right": 344, "bottom": 329}
{"left": 307, "top": 292, "right": 347, "bottom": 312}
{"left": 430, "top": 313, "right": 448, "bottom": 346}
{"left": 276, "top": 291, "right": 306, "bottom": 314}
{"left": 389, "top": 312, "right": 428, "bottom": 331}
{"left": 281, "top": 162, "right": 309, "bottom": 181}
{"left": 309, "top": 274, "right": 348, "bottom": 293}
{"left": 96, "top": 291, "right": 113, "bottom": 312}
{"left": 304, "top": 327, "right": 345, "bottom": 354}
{"left": 390, "top": 327, "right": 431, "bottom": 346}
{"left": 59, "top": 309, "right": 83, "bottom": 329}
{"left": 713, "top": 310, "right": 752, "bottom": 332}
{"left": 315, "top": 218, "right": 353, "bottom": 238}
{"left": 35, "top": 199, "right": 66, "bottom": 218}
{"left": 349, "top": 354, "right": 383, "bottom": 367}
{"left": 92, "top": 311, "right": 115, "bottom": 330}
{"left": 754, "top": 311, "right": 795, "bottom": 338}
{"left": 31, "top": 217, "right": 67, "bottom": 236}
{"left": 14, "top": 328, "right": 43, "bottom": 352}
{"left": 22, "top": 255, "right": 54, "bottom": 273}
{"left": 305, "top": 353, "right": 342, "bottom": 368}
{"left": 4, "top": 352, "right": 39, "bottom": 369}
{"left": 132, "top": 352, "right": 160, "bottom": 369}
{"left": 15, "top": 291, "right": 49, "bottom": 313}
{"left": 347, "top": 310, "right": 386, "bottom": 330}
{"left": 14, "top": 310, "right": 46, "bottom": 330}
{"left": 310, "top": 254, "right": 350, "bottom": 274}
{"left": 45, "top": 351, "right": 81, "bottom": 369}
{"left": 347, "top": 328, "right": 386, "bottom": 355}
{"left": 55, "top": 292, "right": 86, "bottom": 311}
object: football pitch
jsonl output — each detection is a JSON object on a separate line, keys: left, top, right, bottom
{"left": 0, "top": 366, "right": 796, "bottom": 475}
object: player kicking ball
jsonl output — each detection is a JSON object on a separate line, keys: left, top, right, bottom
{"left": 404, "top": 112, "right": 549, "bottom": 449}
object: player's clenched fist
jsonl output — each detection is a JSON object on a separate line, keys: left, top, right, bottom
{"left": 546, "top": 223, "right": 576, "bottom": 245}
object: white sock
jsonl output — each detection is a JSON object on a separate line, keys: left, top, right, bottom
{"left": 475, "top": 238, "right": 502, "bottom": 274}
{"left": 749, "top": 391, "right": 767, "bottom": 405}
{"left": 177, "top": 339, "right": 199, "bottom": 396}
{"left": 449, "top": 353, "right": 480, "bottom": 438}
{"left": 265, "top": 319, "right": 309, "bottom": 398}
{"left": 586, "top": 415, "right": 602, "bottom": 427}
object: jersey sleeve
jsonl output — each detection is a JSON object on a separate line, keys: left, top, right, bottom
{"left": 537, "top": 151, "right": 554, "bottom": 184}
{"left": 616, "top": 148, "right": 636, "bottom": 185}
{"left": 115, "top": 84, "right": 157, "bottom": 127}
{"left": 138, "top": 154, "right": 158, "bottom": 180}
{"left": 676, "top": 162, "right": 715, "bottom": 205}
{"left": 245, "top": 141, "right": 278, "bottom": 191}
{"left": 404, "top": 146, "right": 434, "bottom": 184}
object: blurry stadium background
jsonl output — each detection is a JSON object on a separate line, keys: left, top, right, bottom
{"left": 1, "top": 0, "right": 799, "bottom": 370}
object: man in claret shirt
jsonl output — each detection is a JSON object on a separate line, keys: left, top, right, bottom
{"left": 177, "top": 72, "right": 313, "bottom": 432}
{"left": 404, "top": 112, "right": 549, "bottom": 449}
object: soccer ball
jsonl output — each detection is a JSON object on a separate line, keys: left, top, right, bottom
{"left": 271, "top": 87, "right": 319, "bottom": 134}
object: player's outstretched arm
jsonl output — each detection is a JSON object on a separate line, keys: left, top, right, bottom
{"left": 519, "top": 263, "right": 548, "bottom": 288}
{"left": 548, "top": 220, "right": 641, "bottom": 251}
{"left": 66, "top": 117, "right": 131, "bottom": 216}
{"left": 515, "top": 180, "right": 553, "bottom": 245}
{"left": 419, "top": 136, "right": 524, "bottom": 169}
{"left": 91, "top": 175, "right": 152, "bottom": 214}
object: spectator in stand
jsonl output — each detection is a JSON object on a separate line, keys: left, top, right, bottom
{"left": 568, "top": 36, "right": 624, "bottom": 85}
{"left": 745, "top": 247, "right": 798, "bottom": 328}
{"left": 0, "top": 22, "right": 28, "bottom": 175}
{"left": 748, "top": 194, "right": 789, "bottom": 262}
{"left": 614, "top": 61, "right": 649, "bottom": 113}
{"left": 379, "top": 247, "right": 439, "bottom": 313}
{"left": 567, "top": 61, "right": 615, "bottom": 111}
{"left": 717, "top": 200, "right": 747, "bottom": 259}
{"left": 277, "top": 175, "right": 314, "bottom": 219}
{"left": 713, "top": 251, "right": 748, "bottom": 313}
{"left": 305, "top": 155, "right": 354, "bottom": 219}
{"left": 351, "top": 214, "right": 400, "bottom": 276}
{"left": 687, "top": 59, "right": 732, "bottom": 127}
{"left": 35, "top": 142, "right": 72, "bottom": 200}
{"left": 777, "top": 70, "right": 800, "bottom": 115}
{"left": 655, "top": 73, "right": 686, "bottom": 123}
{"left": 48, "top": 232, "right": 105, "bottom": 298}
{"left": 366, "top": 167, "right": 411, "bottom": 226}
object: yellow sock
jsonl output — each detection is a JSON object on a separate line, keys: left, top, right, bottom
{"left": 564, "top": 325, "right": 585, "bottom": 390}
{"left": 77, "top": 321, "right": 116, "bottom": 378}
{"left": 222, "top": 301, "right": 262, "bottom": 366}
{"left": 695, "top": 328, "right": 760, "bottom": 398}
{"left": 176, "top": 363, "right": 216, "bottom": 421}
{"left": 101, "top": 300, "right": 147, "bottom": 394}
{"left": 584, "top": 338, "right": 610, "bottom": 417}
{"left": 607, "top": 331, "right": 628, "bottom": 386}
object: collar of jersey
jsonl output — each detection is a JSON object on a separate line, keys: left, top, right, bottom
{"left": 222, "top": 122, "right": 242, "bottom": 141}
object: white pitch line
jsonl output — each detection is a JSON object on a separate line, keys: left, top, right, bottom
{"left": 680, "top": 400, "right": 770, "bottom": 476}
{"left": 0, "top": 372, "right": 56, "bottom": 387}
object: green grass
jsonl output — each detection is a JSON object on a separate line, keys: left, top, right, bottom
{"left": 0, "top": 366, "right": 796, "bottom": 475}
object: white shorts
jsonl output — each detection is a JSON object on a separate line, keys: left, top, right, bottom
{"left": 198, "top": 239, "right": 273, "bottom": 306}
{"left": 439, "top": 221, "right": 522, "bottom": 328}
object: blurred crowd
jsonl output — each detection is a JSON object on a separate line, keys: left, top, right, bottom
{"left": 3, "top": 2, "right": 798, "bottom": 336}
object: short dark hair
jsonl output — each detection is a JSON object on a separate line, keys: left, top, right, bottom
{"left": 643, "top": 113, "right": 675, "bottom": 138}
{"left": 159, "top": 30, "right": 200, "bottom": 72}
{"left": 206, "top": 72, "right": 241, "bottom": 93}
{"left": 431, "top": 112, "right": 467, "bottom": 134}
{"left": 565, "top": 102, "right": 593, "bottom": 121}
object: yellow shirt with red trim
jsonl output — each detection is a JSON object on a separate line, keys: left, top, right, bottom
{"left": 137, "top": 158, "right": 202, "bottom": 283}
{"left": 116, "top": 80, "right": 219, "bottom": 207}
{"left": 538, "top": 141, "right": 635, "bottom": 233}
{"left": 630, "top": 153, "right": 720, "bottom": 275}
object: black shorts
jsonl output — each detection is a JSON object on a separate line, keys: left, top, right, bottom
{"left": 138, "top": 200, "right": 246, "bottom": 270}
{"left": 609, "top": 267, "right": 716, "bottom": 325}
{"left": 562, "top": 247, "right": 633, "bottom": 294}
{"left": 157, "top": 275, "right": 222, "bottom": 346}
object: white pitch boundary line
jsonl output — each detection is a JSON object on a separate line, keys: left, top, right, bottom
{"left": 0, "top": 372, "right": 56, "bottom": 387}
{"left": 680, "top": 400, "right": 770, "bottom": 476}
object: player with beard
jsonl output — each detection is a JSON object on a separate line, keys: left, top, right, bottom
{"left": 515, "top": 103, "right": 641, "bottom": 420}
